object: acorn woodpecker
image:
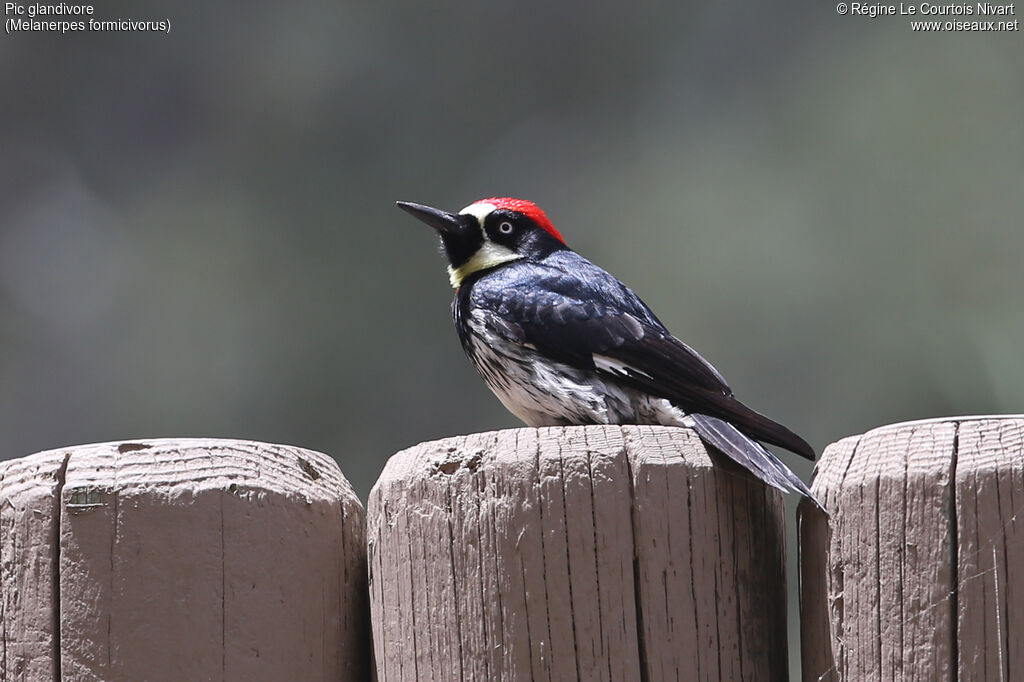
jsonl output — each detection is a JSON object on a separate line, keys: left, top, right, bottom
{"left": 398, "top": 197, "right": 819, "bottom": 505}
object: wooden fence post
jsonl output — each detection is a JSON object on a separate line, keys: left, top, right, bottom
{"left": 367, "top": 425, "right": 788, "bottom": 681}
{"left": 0, "top": 438, "right": 369, "bottom": 682}
{"left": 799, "top": 416, "right": 1024, "bottom": 681}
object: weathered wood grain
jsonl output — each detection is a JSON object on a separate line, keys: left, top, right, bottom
{"left": 1, "top": 438, "right": 368, "bottom": 681}
{"left": 955, "top": 419, "right": 1024, "bottom": 680}
{"left": 798, "top": 434, "right": 858, "bottom": 682}
{"left": 0, "top": 450, "right": 68, "bottom": 682}
{"left": 368, "top": 425, "right": 788, "bottom": 681}
{"left": 627, "top": 426, "right": 787, "bottom": 681}
{"left": 799, "top": 416, "right": 1024, "bottom": 682}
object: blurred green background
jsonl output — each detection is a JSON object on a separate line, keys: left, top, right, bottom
{"left": 2, "top": 0, "right": 1022, "bottom": 673}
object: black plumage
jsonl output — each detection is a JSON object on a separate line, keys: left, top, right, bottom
{"left": 399, "top": 198, "right": 820, "bottom": 506}
{"left": 462, "top": 254, "right": 814, "bottom": 458}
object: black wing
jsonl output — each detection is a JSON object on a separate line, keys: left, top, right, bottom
{"left": 469, "top": 256, "right": 816, "bottom": 461}
{"left": 687, "top": 413, "right": 821, "bottom": 507}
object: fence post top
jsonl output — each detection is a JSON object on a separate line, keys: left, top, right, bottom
{"left": 1, "top": 437, "right": 361, "bottom": 509}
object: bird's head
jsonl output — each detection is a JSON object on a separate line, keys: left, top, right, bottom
{"left": 397, "top": 197, "right": 568, "bottom": 288}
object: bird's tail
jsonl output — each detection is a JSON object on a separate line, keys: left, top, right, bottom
{"left": 709, "top": 395, "right": 817, "bottom": 461}
{"left": 689, "top": 413, "right": 824, "bottom": 510}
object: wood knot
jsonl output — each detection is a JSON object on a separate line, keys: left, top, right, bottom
{"left": 435, "top": 452, "right": 484, "bottom": 475}
{"left": 66, "top": 487, "right": 107, "bottom": 515}
{"left": 435, "top": 461, "right": 460, "bottom": 475}
{"left": 297, "top": 457, "right": 321, "bottom": 480}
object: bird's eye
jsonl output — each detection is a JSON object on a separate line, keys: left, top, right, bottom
{"left": 498, "top": 221, "right": 514, "bottom": 234}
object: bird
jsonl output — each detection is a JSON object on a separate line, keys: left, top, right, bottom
{"left": 397, "top": 197, "right": 820, "bottom": 506}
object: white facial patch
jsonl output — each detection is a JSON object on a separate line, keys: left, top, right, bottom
{"left": 447, "top": 201, "right": 522, "bottom": 287}
{"left": 448, "top": 241, "right": 521, "bottom": 288}
{"left": 458, "top": 201, "right": 497, "bottom": 225}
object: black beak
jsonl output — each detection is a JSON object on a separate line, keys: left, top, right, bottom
{"left": 396, "top": 201, "right": 469, "bottom": 236}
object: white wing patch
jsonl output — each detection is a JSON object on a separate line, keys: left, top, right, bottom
{"left": 593, "top": 354, "right": 653, "bottom": 380}
{"left": 465, "top": 311, "right": 688, "bottom": 427}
